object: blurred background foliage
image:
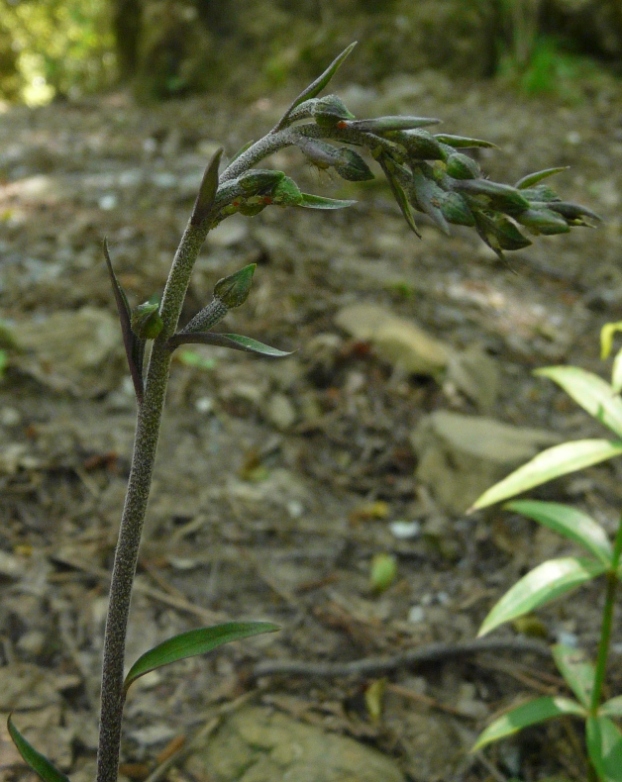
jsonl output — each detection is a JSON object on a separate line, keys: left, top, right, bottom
{"left": 0, "top": 0, "right": 620, "bottom": 106}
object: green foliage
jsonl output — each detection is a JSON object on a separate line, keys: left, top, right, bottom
{"left": 0, "top": 0, "right": 115, "bottom": 104}
{"left": 471, "top": 332, "right": 622, "bottom": 780}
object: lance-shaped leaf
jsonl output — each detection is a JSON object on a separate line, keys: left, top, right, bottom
{"left": 470, "top": 439, "right": 622, "bottom": 511}
{"left": 7, "top": 715, "right": 71, "bottom": 782}
{"left": 535, "top": 366, "right": 622, "bottom": 438}
{"left": 168, "top": 331, "right": 293, "bottom": 357}
{"left": 434, "top": 133, "right": 495, "bottom": 149}
{"left": 272, "top": 42, "right": 357, "bottom": 132}
{"left": 190, "top": 147, "right": 223, "bottom": 225}
{"left": 552, "top": 644, "right": 595, "bottom": 709}
{"left": 343, "top": 116, "right": 440, "bottom": 133}
{"left": 587, "top": 716, "right": 622, "bottom": 782}
{"left": 505, "top": 500, "right": 613, "bottom": 566}
{"left": 376, "top": 154, "right": 421, "bottom": 237}
{"left": 472, "top": 696, "right": 585, "bottom": 752}
{"left": 515, "top": 167, "right": 569, "bottom": 189}
{"left": 103, "top": 238, "right": 145, "bottom": 402}
{"left": 297, "top": 193, "right": 356, "bottom": 209}
{"left": 124, "top": 621, "right": 279, "bottom": 693}
{"left": 478, "top": 556, "right": 607, "bottom": 637}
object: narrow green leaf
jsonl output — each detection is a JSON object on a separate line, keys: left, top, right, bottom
{"left": 272, "top": 42, "right": 357, "bottom": 132}
{"left": 535, "top": 366, "right": 622, "bottom": 438}
{"left": 190, "top": 147, "right": 223, "bottom": 225}
{"left": 168, "top": 331, "right": 293, "bottom": 357}
{"left": 478, "top": 557, "right": 607, "bottom": 637}
{"left": 600, "top": 322, "right": 622, "bottom": 361}
{"left": 515, "top": 167, "right": 569, "bottom": 189}
{"left": 103, "top": 238, "right": 145, "bottom": 402}
{"left": 433, "top": 133, "right": 495, "bottom": 149}
{"left": 376, "top": 155, "right": 421, "bottom": 237}
{"left": 612, "top": 348, "right": 622, "bottom": 394}
{"left": 297, "top": 193, "right": 356, "bottom": 209}
{"left": 124, "top": 621, "right": 279, "bottom": 691}
{"left": 470, "top": 439, "right": 622, "bottom": 511}
{"left": 472, "top": 696, "right": 585, "bottom": 751}
{"left": 552, "top": 644, "right": 595, "bottom": 709}
{"left": 587, "top": 716, "right": 622, "bottom": 782}
{"left": 7, "top": 715, "right": 71, "bottom": 782}
{"left": 505, "top": 500, "right": 613, "bottom": 566}
{"left": 346, "top": 116, "right": 440, "bottom": 133}
{"left": 600, "top": 696, "right": 622, "bottom": 718}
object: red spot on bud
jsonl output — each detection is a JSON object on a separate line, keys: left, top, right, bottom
{"left": 336, "top": 121, "right": 348, "bottom": 130}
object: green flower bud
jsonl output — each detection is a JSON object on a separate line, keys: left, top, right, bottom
{"left": 475, "top": 212, "right": 531, "bottom": 252}
{"left": 439, "top": 191, "right": 475, "bottom": 226}
{"left": 397, "top": 129, "right": 446, "bottom": 161}
{"left": 131, "top": 300, "right": 163, "bottom": 340}
{"left": 445, "top": 152, "right": 481, "bottom": 180}
{"left": 295, "top": 137, "right": 342, "bottom": 169}
{"left": 312, "top": 94, "right": 355, "bottom": 127}
{"left": 238, "top": 169, "right": 285, "bottom": 194}
{"left": 271, "top": 175, "right": 303, "bottom": 206}
{"left": 346, "top": 115, "right": 439, "bottom": 133}
{"left": 334, "top": 149, "right": 374, "bottom": 181}
{"left": 545, "top": 200, "right": 601, "bottom": 225}
{"left": 454, "top": 179, "right": 530, "bottom": 216}
{"left": 517, "top": 207, "right": 571, "bottom": 235}
{"left": 213, "top": 264, "right": 256, "bottom": 309}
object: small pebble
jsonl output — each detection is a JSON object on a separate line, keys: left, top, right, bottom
{"left": 408, "top": 605, "right": 425, "bottom": 623}
{"left": 389, "top": 520, "right": 421, "bottom": 539}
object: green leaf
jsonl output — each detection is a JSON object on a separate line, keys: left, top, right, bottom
{"left": 346, "top": 116, "right": 440, "bottom": 133}
{"left": 103, "top": 238, "right": 145, "bottom": 402}
{"left": 504, "top": 500, "right": 613, "bottom": 566}
{"left": 376, "top": 154, "right": 421, "bottom": 237}
{"left": 168, "top": 331, "right": 293, "bottom": 357}
{"left": 472, "top": 696, "right": 585, "bottom": 751}
{"left": 552, "top": 644, "right": 595, "bottom": 709}
{"left": 600, "top": 322, "right": 622, "bottom": 361}
{"left": 587, "top": 716, "right": 622, "bottom": 782}
{"left": 296, "top": 193, "right": 356, "bottom": 209}
{"left": 272, "top": 42, "right": 357, "bottom": 132}
{"left": 433, "top": 133, "right": 496, "bottom": 149}
{"left": 190, "top": 147, "right": 223, "bottom": 225}
{"left": 612, "top": 349, "right": 622, "bottom": 394}
{"left": 535, "top": 366, "right": 622, "bottom": 438}
{"left": 470, "top": 439, "right": 622, "bottom": 511}
{"left": 7, "top": 715, "right": 71, "bottom": 782}
{"left": 600, "top": 696, "right": 622, "bottom": 718}
{"left": 124, "top": 622, "right": 279, "bottom": 691}
{"left": 515, "top": 167, "right": 569, "bottom": 189}
{"left": 478, "top": 556, "right": 607, "bottom": 637}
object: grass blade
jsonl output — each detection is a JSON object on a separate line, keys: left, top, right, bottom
{"left": 536, "top": 366, "right": 622, "bottom": 438}
{"left": 505, "top": 500, "right": 613, "bottom": 566}
{"left": 124, "top": 622, "right": 279, "bottom": 691}
{"left": 478, "top": 557, "right": 607, "bottom": 637}
{"left": 7, "top": 715, "right": 71, "bottom": 782}
{"left": 470, "top": 439, "right": 622, "bottom": 511}
{"left": 473, "top": 696, "right": 585, "bottom": 751}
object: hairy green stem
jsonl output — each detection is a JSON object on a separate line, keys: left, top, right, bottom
{"left": 589, "top": 516, "right": 622, "bottom": 717}
{"left": 96, "top": 219, "right": 215, "bottom": 782}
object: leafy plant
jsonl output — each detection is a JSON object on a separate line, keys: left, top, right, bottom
{"left": 471, "top": 331, "right": 622, "bottom": 781}
{"left": 6, "top": 42, "right": 596, "bottom": 782}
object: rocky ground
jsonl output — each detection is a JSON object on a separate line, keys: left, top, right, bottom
{"left": 1, "top": 62, "right": 622, "bottom": 782}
